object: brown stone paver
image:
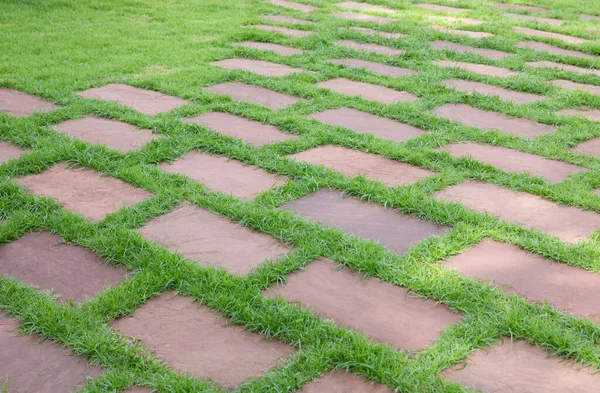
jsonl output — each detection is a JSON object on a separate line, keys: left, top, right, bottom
{"left": 138, "top": 203, "right": 290, "bottom": 274}
{"left": 0, "top": 141, "right": 24, "bottom": 164}
{"left": 307, "top": 107, "right": 423, "bottom": 142}
{"left": 492, "top": 3, "right": 548, "bottom": 12}
{"left": 301, "top": 372, "right": 393, "bottom": 393}
{"left": 434, "top": 60, "right": 518, "bottom": 77}
{"left": 432, "top": 103, "right": 554, "bottom": 137}
{"left": 337, "top": 1, "right": 396, "bottom": 13}
{"left": 434, "top": 16, "right": 484, "bottom": 25}
{"left": 264, "top": 258, "right": 460, "bottom": 350}
{"left": 260, "top": 14, "right": 313, "bottom": 24}
{"left": 441, "top": 142, "right": 582, "bottom": 181}
{"left": 516, "top": 40, "right": 596, "bottom": 59}
{"left": 282, "top": 189, "right": 448, "bottom": 253}
{"left": 331, "top": 11, "right": 395, "bottom": 23}
{"left": 267, "top": 0, "right": 316, "bottom": 12}
{"left": 211, "top": 58, "right": 305, "bottom": 76}
{"left": 444, "top": 239, "right": 600, "bottom": 321}
{"left": 123, "top": 388, "right": 152, "bottom": 393}
{"left": 443, "top": 338, "right": 600, "bottom": 393}
{"left": 159, "top": 151, "right": 286, "bottom": 199}
{"left": 237, "top": 41, "right": 304, "bottom": 55}
{"left": 415, "top": 3, "right": 467, "bottom": 13}
{"left": 350, "top": 27, "right": 406, "bottom": 38}
{"left": 527, "top": 60, "right": 600, "bottom": 77}
{"left": 77, "top": 83, "right": 189, "bottom": 115}
{"left": 512, "top": 26, "right": 588, "bottom": 44}
{"left": 204, "top": 81, "right": 300, "bottom": 110}
{"left": 433, "top": 180, "right": 600, "bottom": 242}
{"left": 252, "top": 24, "right": 311, "bottom": 37}
{"left": 443, "top": 79, "right": 544, "bottom": 103}
{"left": 0, "top": 312, "right": 102, "bottom": 393}
{"left": 15, "top": 162, "right": 151, "bottom": 221}
{"left": 183, "top": 112, "right": 295, "bottom": 145}
{"left": 0, "top": 88, "right": 58, "bottom": 117}
{"left": 336, "top": 40, "right": 404, "bottom": 56}
{"left": 0, "top": 231, "right": 127, "bottom": 303}
{"left": 315, "top": 78, "right": 418, "bottom": 103}
{"left": 503, "top": 13, "right": 563, "bottom": 25}
{"left": 54, "top": 117, "right": 159, "bottom": 152}
{"left": 571, "top": 138, "right": 600, "bottom": 157}
{"left": 558, "top": 108, "right": 600, "bottom": 122}
{"left": 111, "top": 292, "right": 293, "bottom": 388}
{"left": 430, "top": 40, "right": 511, "bottom": 59}
{"left": 553, "top": 80, "right": 600, "bottom": 95}
{"left": 328, "top": 58, "right": 416, "bottom": 77}
{"left": 431, "top": 25, "right": 494, "bottom": 38}
{"left": 580, "top": 14, "right": 600, "bottom": 21}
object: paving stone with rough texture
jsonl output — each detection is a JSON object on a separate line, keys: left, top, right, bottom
{"left": 434, "top": 60, "right": 518, "bottom": 77}
{"left": 0, "top": 141, "right": 24, "bottom": 164}
{"left": 571, "top": 137, "right": 600, "bottom": 157}
{"left": 0, "top": 231, "right": 127, "bottom": 303}
{"left": 159, "top": 151, "right": 286, "bottom": 199}
{"left": 433, "top": 180, "right": 600, "bottom": 242}
{"left": 336, "top": 40, "right": 404, "bottom": 55}
{"left": 77, "top": 83, "right": 189, "bottom": 115}
{"left": 251, "top": 24, "right": 311, "bottom": 37}
{"left": 337, "top": 1, "right": 396, "bottom": 13}
{"left": 211, "top": 58, "right": 305, "bottom": 76}
{"left": 0, "top": 88, "right": 57, "bottom": 117}
{"left": 183, "top": 112, "right": 295, "bottom": 145}
{"left": 415, "top": 3, "right": 467, "bottom": 12}
{"left": 503, "top": 13, "right": 563, "bottom": 25}
{"left": 237, "top": 41, "right": 304, "bottom": 55}
{"left": 350, "top": 27, "right": 406, "bottom": 38}
{"left": 15, "top": 162, "right": 151, "bottom": 221}
{"left": 431, "top": 25, "right": 494, "bottom": 38}
{"left": 329, "top": 58, "right": 416, "bottom": 77}
{"left": 516, "top": 41, "right": 596, "bottom": 59}
{"left": 54, "top": 117, "right": 159, "bottom": 152}
{"left": 204, "top": 81, "right": 300, "bottom": 109}
{"left": 316, "top": 78, "right": 418, "bottom": 103}
{"left": 260, "top": 14, "right": 314, "bottom": 24}
{"left": 111, "top": 292, "right": 293, "bottom": 388}
{"left": 527, "top": 60, "right": 600, "bottom": 77}
{"left": 138, "top": 203, "right": 290, "bottom": 274}
{"left": 0, "top": 313, "right": 102, "bottom": 393}
{"left": 443, "top": 79, "right": 544, "bottom": 103}
{"left": 267, "top": 0, "right": 316, "bottom": 12}
{"left": 282, "top": 189, "right": 448, "bottom": 253}
{"left": 265, "top": 259, "right": 460, "bottom": 350}
{"left": 307, "top": 107, "right": 423, "bottom": 142}
{"left": 558, "top": 108, "right": 600, "bottom": 122}
{"left": 332, "top": 11, "right": 395, "bottom": 23}
{"left": 440, "top": 142, "right": 582, "bottom": 181}
{"left": 430, "top": 41, "right": 511, "bottom": 59}
{"left": 492, "top": 3, "right": 548, "bottom": 12}
{"left": 443, "top": 338, "right": 600, "bottom": 393}
{"left": 512, "top": 26, "right": 588, "bottom": 44}
{"left": 553, "top": 80, "right": 600, "bottom": 95}
{"left": 300, "top": 372, "right": 393, "bottom": 393}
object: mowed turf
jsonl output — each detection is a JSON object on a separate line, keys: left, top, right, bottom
{"left": 2, "top": 0, "right": 600, "bottom": 392}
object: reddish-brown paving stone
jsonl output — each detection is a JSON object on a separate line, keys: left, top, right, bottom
{"left": 159, "top": 151, "right": 286, "bottom": 199}
{"left": 430, "top": 40, "right": 511, "bottom": 59}
{"left": 504, "top": 13, "right": 563, "bottom": 25}
{"left": 443, "top": 338, "right": 600, "bottom": 393}
{"left": 267, "top": 0, "right": 316, "bottom": 12}
{"left": 350, "top": 27, "right": 406, "bottom": 38}
{"left": 553, "top": 79, "right": 600, "bottom": 95}
{"left": 558, "top": 108, "right": 600, "bottom": 122}
{"left": 328, "top": 58, "right": 416, "bottom": 77}
{"left": 0, "top": 141, "right": 24, "bottom": 164}
{"left": 122, "top": 387, "right": 152, "bottom": 393}
{"left": 211, "top": 58, "right": 305, "bottom": 77}
{"left": 443, "top": 79, "right": 544, "bottom": 103}
{"left": 54, "top": 117, "right": 159, "bottom": 153}
{"left": 580, "top": 13, "right": 600, "bottom": 21}
{"left": 204, "top": 81, "right": 300, "bottom": 110}
{"left": 444, "top": 239, "right": 600, "bottom": 321}
{"left": 237, "top": 41, "right": 304, "bottom": 55}
{"left": 336, "top": 40, "right": 404, "bottom": 55}
{"left": 15, "top": 162, "right": 151, "bottom": 221}
{"left": 138, "top": 203, "right": 290, "bottom": 274}
{"left": 432, "top": 103, "right": 553, "bottom": 136}
{"left": 282, "top": 189, "right": 448, "bottom": 253}
{"left": 516, "top": 40, "right": 596, "bottom": 59}
{"left": 332, "top": 11, "right": 395, "bottom": 23}
{"left": 265, "top": 259, "right": 460, "bottom": 350}
{"left": 315, "top": 78, "right": 418, "bottom": 103}
{"left": 571, "top": 137, "right": 600, "bottom": 157}
{"left": 337, "top": 1, "right": 396, "bottom": 13}
{"left": 434, "top": 60, "right": 518, "bottom": 77}
{"left": 512, "top": 26, "right": 588, "bottom": 44}
{"left": 260, "top": 14, "right": 314, "bottom": 24}
{"left": 492, "top": 3, "right": 548, "bottom": 12}
{"left": 0, "top": 312, "right": 102, "bottom": 393}
{"left": 307, "top": 107, "right": 423, "bottom": 142}
{"left": 183, "top": 112, "right": 295, "bottom": 145}
{"left": 300, "top": 372, "right": 393, "bottom": 393}
{"left": 77, "top": 83, "right": 189, "bottom": 115}
{"left": 415, "top": 3, "right": 467, "bottom": 12}
{"left": 290, "top": 145, "right": 432, "bottom": 185}
{"left": 527, "top": 60, "right": 600, "bottom": 77}
{"left": 431, "top": 25, "right": 494, "bottom": 38}
{"left": 0, "top": 231, "right": 127, "bottom": 303}
{"left": 0, "top": 88, "right": 58, "bottom": 117}
{"left": 111, "top": 292, "right": 293, "bottom": 388}
{"left": 440, "top": 142, "right": 582, "bottom": 181}
{"left": 434, "top": 16, "right": 484, "bottom": 25}
{"left": 433, "top": 180, "right": 600, "bottom": 242}
{"left": 251, "top": 24, "right": 311, "bottom": 37}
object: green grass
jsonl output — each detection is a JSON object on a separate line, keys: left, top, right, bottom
{"left": 2, "top": 0, "right": 600, "bottom": 392}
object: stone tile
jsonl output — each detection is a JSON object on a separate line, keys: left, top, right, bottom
{"left": 433, "top": 180, "right": 600, "bottom": 242}
{"left": 328, "top": 58, "right": 417, "bottom": 77}
{"left": 434, "top": 60, "right": 518, "bottom": 77}
{"left": 267, "top": 0, "right": 316, "bottom": 12}
{"left": 315, "top": 78, "right": 418, "bottom": 103}
{"left": 430, "top": 40, "right": 511, "bottom": 60}
{"left": 307, "top": 107, "right": 423, "bottom": 142}
{"left": 504, "top": 13, "right": 563, "bottom": 25}
{"left": 300, "top": 372, "right": 393, "bottom": 393}
{"left": 211, "top": 58, "right": 305, "bottom": 76}
{"left": 415, "top": 3, "right": 467, "bottom": 13}
{"left": 251, "top": 24, "right": 311, "bottom": 37}
{"left": 440, "top": 142, "right": 582, "bottom": 181}
{"left": 434, "top": 16, "right": 484, "bottom": 25}
{"left": 0, "top": 141, "right": 24, "bottom": 164}
{"left": 54, "top": 117, "right": 159, "bottom": 152}
{"left": 282, "top": 189, "right": 448, "bottom": 253}
{"left": 138, "top": 203, "right": 290, "bottom": 274}
{"left": 265, "top": 259, "right": 460, "bottom": 350}
{"left": 443, "top": 79, "right": 544, "bottom": 103}
{"left": 444, "top": 239, "right": 600, "bottom": 321}
{"left": 77, "top": 83, "right": 189, "bottom": 115}
{"left": 558, "top": 108, "right": 600, "bottom": 122}
{"left": 159, "top": 151, "right": 286, "bottom": 199}
{"left": 332, "top": 11, "right": 395, "bottom": 23}
{"left": 431, "top": 103, "right": 554, "bottom": 137}
{"left": 183, "top": 112, "right": 295, "bottom": 145}
{"left": 443, "top": 338, "right": 600, "bottom": 393}
{"left": 527, "top": 60, "right": 600, "bottom": 77}
{"left": 337, "top": 1, "right": 396, "bottom": 13}
{"left": 512, "top": 26, "right": 588, "bottom": 44}
{"left": 15, "top": 162, "right": 151, "bottom": 221}
{"left": 336, "top": 40, "right": 404, "bottom": 55}
{"left": 290, "top": 145, "right": 431, "bottom": 185}
{"left": 111, "top": 292, "right": 293, "bottom": 388}
{"left": 0, "top": 88, "right": 58, "bottom": 117}
{"left": 350, "top": 27, "right": 406, "bottom": 38}
{"left": 516, "top": 40, "right": 596, "bottom": 59}
{"left": 0, "top": 312, "right": 102, "bottom": 393}
{"left": 204, "top": 81, "right": 300, "bottom": 110}
{"left": 260, "top": 14, "right": 314, "bottom": 24}
{"left": 431, "top": 25, "right": 494, "bottom": 38}
{"left": 580, "top": 14, "right": 600, "bottom": 21}
{"left": 571, "top": 137, "right": 600, "bottom": 157}
{"left": 237, "top": 41, "right": 304, "bottom": 55}
{"left": 553, "top": 79, "right": 600, "bottom": 95}
{"left": 492, "top": 3, "right": 548, "bottom": 12}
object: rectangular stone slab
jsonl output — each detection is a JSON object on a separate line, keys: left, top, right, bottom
{"left": 504, "top": 13, "right": 563, "bottom": 25}
{"left": 415, "top": 3, "right": 467, "bottom": 12}
{"left": 251, "top": 24, "right": 311, "bottom": 37}
{"left": 329, "top": 58, "right": 416, "bottom": 77}
{"left": 267, "top": 0, "right": 316, "bottom": 12}
{"left": 558, "top": 108, "right": 600, "bottom": 122}
{"left": 110, "top": 292, "right": 293, "bottom": 388}
{"left": 336, "top": 40, "right": 404, "bottom": 56}
{"left": 433, "top": 180, "right": 600, "bottom": 242}
{"left": 204, "top": 81, "right": 300, "bottom": 109}
{"left": 431, "top": 26, "right": 493, "bottom": 38}
{"left": 211, "top": 58, "right": 305, "bottom": 76}
{"left": 570, "top": 137, "right": 600, "bottom": 157}
{"left": 434, "top": 60, "right": 518, "bottom": 77}
{"left": 0, "top": 141, "right": 24, "bottom": 164}
{"left": 527, "top": 60, "right": 600, "bottom": 77}
{"left": 331, "top": 11, "right": 395, "bottom": 23}
{"left": 553, "top": 79, "right": 600, "bottom": 95}
{"left": 350, "top": 27, "right": 406, "bottom": 38}
{"left": 492, "top": 3, "right": 548, "bottom": 12}
{"left": 516, "top": 41, "right": 596, "bottom": 59}
{"left": 315, "top": 78, "right": 418, "bottom": 103}
{"left": 260, "top": 14, "right": 313, "bottom": 24}
{"left": 301, "top": 372, "right": 393, "bottom": 393}
{"left": 337, "top": 1, "right": 396, "bottom": 13}
{"left": 580, "top": 13, "right": 600, "bottom": 20}
{"left": 237, "top": 41, "right": 304, "bottom": 55}
{"left": 430, "top": 40, "right": 511, "bottom": 60}
{"left": 0, "top": 88, "right": 57, "bottom": 117}
{"left": 443, "top": 79, "right": 544, "bottom": 103}
{"left": 282, "top": 189, "right": 448, "bottom": 253}
{"left": 512, "top": 26, "right": 588, "bottom": 44}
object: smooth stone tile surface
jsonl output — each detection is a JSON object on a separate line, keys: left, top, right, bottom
{"left": 558, "top": 108, "right": 600, "bottom": 122}
{"left": 431, "top": 25, "right": 493, "bottom": 38}
{"left": 204, "top": 81, "right": 300, "bottom": 109}
{"left": 337, "top": 1, "right": 396, "bottom": 13}
{"left": 329, "top": 58, "right": 416, "bottom": 77}
{"left": 443, "top": 79, "right": 544, "bottom": 103}
{"left": 527, "top": 60, "right": 600, "bottom": 77}
{"left": 332, "top": 11, "right": 395, "bottom": 23}
{"left": 512, "top": 26, "right": 588, "bottom": 44}
{"left": 211, "top": 58, "right": 305, "bottom": 76}
{"left": 260, "top": 14, "right": 313, "bottom": 24}
{"left": 553, "top": 79, "right": 600, "bottom": 95}
{"left": 350, "top": 27, "right": 406, "bottom": 38}
{"left": 0, "top": 88, "right": 57, "bottom": 116}
{"left": 237, "top": 41, "right": 304, "bottom": 55}
{"left": 430, "top": 40, "right": 511, "bottom": 59}
{"left": 0, "top": 141, "right": 24, "bottom": 164}
{"left": 252, "top": 24, "right": 311, "bottom": 37}
{"left": 434, "top": 60, "right": 518, "bottom": 77}
{"left": 516, "top": 40, "right": 596, "bottom": 59}
{"left": 504, "top": 13, "right": 563, "bottom": 25}
{"left": 316, "top": 78, "right": 418, "bottom": 103}
{"left": 267, "top": 0, "right": 316, "bottom": 12}
{"left": 336, "top": 40, "right": 404, "bottom": 55}
{"left": 571, "top": 137, "right": 600, "bottom": 157}
{"left": 300, "top": 372, "right": 393, "bottom": 393}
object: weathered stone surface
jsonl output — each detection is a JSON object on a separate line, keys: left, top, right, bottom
{"left": 211, "top": 58, "right": 305, "bottom": 76}
{"left": 329, "top": 58, "right": 416, "bottom": 77}
{"left": 237, "top": 41, "right": 304, "bottom": 55}
{"left": 443, "top": 79, "right": 544, "bottom": 103}
{"left": 434, "top": 60, "right": 518, "bottom": 77}
{"left": 204, "top": 81, "right": 300, "bottom": 109}
{"left": 553, "top": 80, "right": 600, "bottom": 95}
{"left": 0, "top": 141, "right": 24, "bottom": 164}
{"left": 316, "top": 78, "right": 418, "bottom": 103}
{"left": 0, "top": 88, "right": 57, "bottom": 116}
